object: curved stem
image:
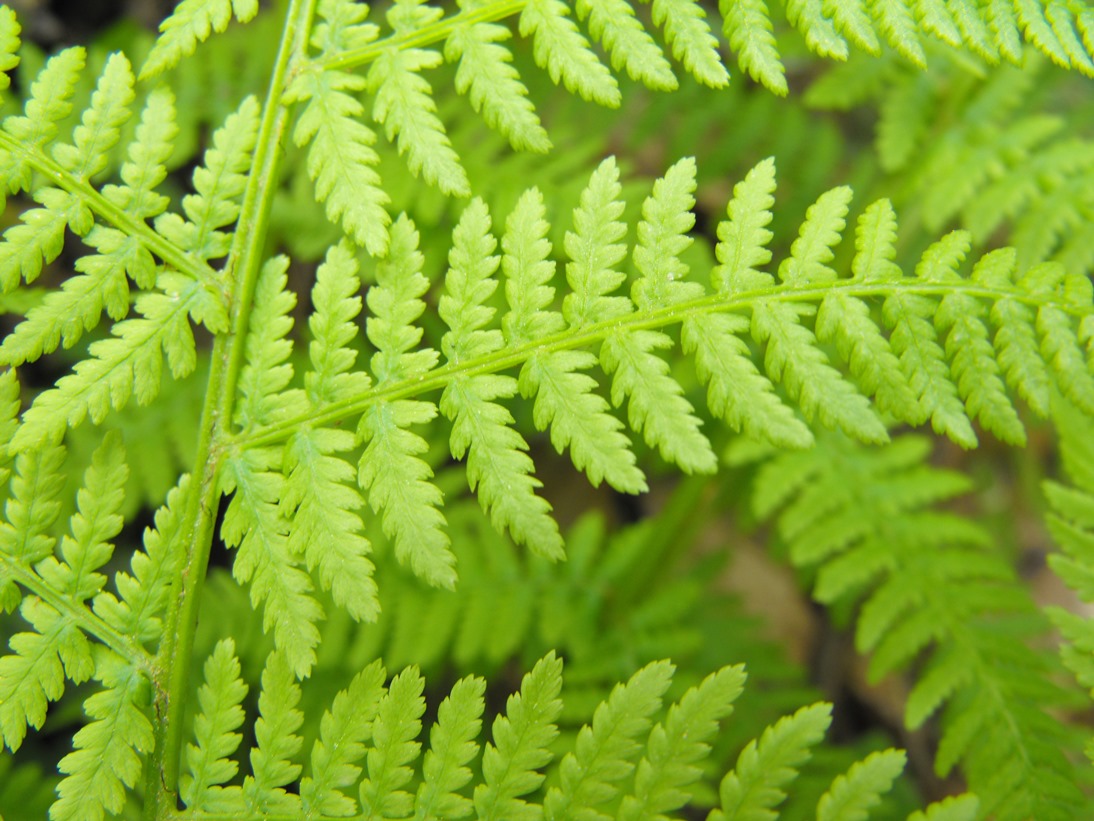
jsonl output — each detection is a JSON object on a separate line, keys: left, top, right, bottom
{"left": 142, "top": 1, "right": 317, "bottom": 816}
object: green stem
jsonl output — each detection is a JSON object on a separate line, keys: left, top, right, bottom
{"left": 142, "top": 1, "right": 316, "bottom": 816}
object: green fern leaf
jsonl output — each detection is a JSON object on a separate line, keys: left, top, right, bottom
{"left": 650, "top": 0, "right": 730, "bottom": 87}
{"left": 712, "top": 702, "right": 833, "bottom": 821}
{"left": 816, "top": 200, "right": 921, "bottom": 422}
{"left": 11, "top": 273, "right": 227, "bottom": 451}
{"left": 51, "top": 648, "right": 153, "bottom": 821}
{"left": 784, "top": 0, "right": 849, "bottom": 60}
{"left": 816, "top": 749, "right": 906, "bottom": 821}
{"left": 0, "top": 46, "right": 84, "bottom": 196}
{"left": 515, "top": 157, "right": 644, "bottom": 492}
{"left": 368, "top": 0, "right": 469, "bottom": 197}
{"left": 520, "top": 0, "right": 621, "bottom": 107}
{"left": 544, "top": 659, "right": 674, "bottom": 821}
{"left": 720, "top": 0, "right": 787, "bottom": 95}
{"left": 442, "top": 196, "right": 564, "bottom": 558}
{"left": 0, "top": 6, "right": 19, "bottom": 90}
{"left": 882, "top": 232, "right": 978, "bottom": 448}
{"left": 289, "top": 1, "right": 390, "bottom": 256}
{"left": 603, "top": 158, "right": 716, "bottom": 473}
{"left": 823, "top": 0, "right": 881, "bottom": 55}
{"left": 242, "top": 652, "right": 304, "bottom": 815}
{"left": 360, "top": 217, "right": 453, "bottom": 588}
{"left": 873, "top": 0, "right": 926, "bottom": 66}
{"left": 684, "top": 158, "right": 811, "bottom": 448}
{"left": 53, "top": 53, "right": 134, "bottom": 180}
{"left": 359, "top": 666, "right": 427, "bottom": 819}
{"left": 445, "top": 10, "right": 551, "bottom": 153}
{"left": 140, "top": 0, "right": 260, "bottom": 79}
{"left": 154, "top": 96, "right": 259, "bottom": 263}
{"left": 1026, "top": 267, "right": 1094, "bottom": 416}
{"left": 0, "top": 444, "right": 65, "bottom": 616}
{"left": 618, "top": 664, "right": 746, "bottom": 820}
{"left": 1, "top": 89, "right": 178, "bottom": 366}
{"left": 413, "top": 674, "right": 486, "bottom": 820}
{"left": 577, "top": 0, "right": 677, "bottom": 90}
{"left": 300, "top": 660, "right": 386, "bottom": 817}
{"left": 283, "top": 244, "right": 379, "bottom": 620}
{"left": 474, "top": 652, "right": 563, "bottom": 821}
{"left": 0, "top": 369, "right": 18, "bottom": 487}
{"left": 181, "top": 639, "right": 249, "bottom": 811}
{"left": 934, "top": 247, "right": 1026, "bottom": 444}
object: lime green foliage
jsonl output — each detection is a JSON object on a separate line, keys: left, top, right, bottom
{"left": 0, "top": 1, "right": 1092, "bottom": 820}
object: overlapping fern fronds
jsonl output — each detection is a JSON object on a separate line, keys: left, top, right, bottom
{"left": 743, "top": 432, "right": 1088, "bottom": 820}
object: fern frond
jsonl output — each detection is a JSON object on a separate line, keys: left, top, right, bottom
{"left": 712, "top": 702, "right": 833, "bottom": 821}
{"left": 0, "top": 6, "right": 18, "bottom": 92}
{"left": 441, "top": 196, "right": 564, "bottom": 559}
{"left": 51, "top": 648, "right": 153, "bottom": 821}
{"left": 414, "top": 674, "right": 485, "bottom": 820}
{"left": 1, "top": 89, "right": 178, "bottom": 366}
{"left": 289, "top": 0, "right": 390, "bottom": 256}
{"left": 360, "top": 217, "right": 453, "bottom": 588}
{"left": 359, "top": 666, "right": 427, "bottom": 819}
{"left": 815, "top": 749, "right": 906, "bottom": 821}
{"left": 578, "top": 0, "right": 677, "bottom": 90}
{"left": 300, "top": 660, "right": 386, "bottom": 816}
{"left": 140, "top": 0, "right": 260, "bottom": 80}
{"left": 445, "top": 8, "right": 551, "bottom": 153}
{"left": 0, "top": 369, "right": 18, "bottom": 488}
{"left": 618, "top": 664, "right": 746, "bottom": 820}
{"left": 474, "top": 651, "right": 563, "bottom": 821}
{"left": 242, "top": 651, "right": 304, "bottom": 815}
{"left": 650, "top": 0, "right": 731, "bottom": 88}
{"left": 519, "top": 0, "right": 621, "bottom": 107}
{"left": 753, "top": 433, "right": 1086, "bottom": 819}
{"left": 544, "top": 659, "right": 674, "bottom": 820}
{"left": 181, "top": 639, "right": 249, "bottom": 812}
{"left": 906, "top": 795, "right": 980, "bottom": 821}
{"left": 368, "top": 0, "right": 470, "bottom": 197}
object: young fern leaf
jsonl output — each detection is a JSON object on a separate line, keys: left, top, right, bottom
{"left": 815, "top": 749, "right": 906, "bottom": 821}
{"left": 282, "top": 241, "right": 379, "bottom": 620}
{"left": 602, "top": 157, "right": 716, "bottom": 473}
{"left": 0, "top": 369, "right": 19, "bottom": 489}
{"left": 523, "top": 157, "right": 644, "bottom": 493}
{"left": 140, "top": 0, "right": 260, "bottom": 80}
{"left": 519, "top": 0, "right": 621, "bottom": 107}
{"left": 222, "top": 259, "right": 321, "bottom": 678}
{"left": 474, "top": 651, "right": 563, "bottom": 821}
{"left": 289, "top": 0, "right": 390, "bottom": 256}
{"left": 650, "top": 0, "right": 731, "bottom": 88}
{"left": 442, "top": 196, "right": 564, "bottom": 559}
{"left": 413, "top": 674, "right": 486, "bottom": 820}
{"left": 181, "top": 639, "right": 249, "bottom": 812}
{"left": 618, "top": 664, "right": 746, "bottom": 820}
{"left": 243, "top": 652, "right": 305, "bottom": 815}
{"left": 711, "top": 702, "right": 833, "bottom": 821}
{"left": 544, "top": 659, "right": 674, "bottom": 821}
{"left": 300, "top": 660, "right": 386, "bottom": 817}
{"left": 359, "top": 666, "right": 427, "bottom": 819}
{"left": 577, "top": 0, "right": 678, "bottom": 90}
{"left": 360, "top": 217, "right": 454, "bottom": 589}
{"left": 0, "top": 6, "right": 18, "bottom": 90}
{"left": 445, "top": 5, "right": 551, "bottom": 153}
{"left": 908, "top": 795, "right": 980, "bottom": 821}
{"left": 1, "top": 88, "right": 178, "bottom": 366}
